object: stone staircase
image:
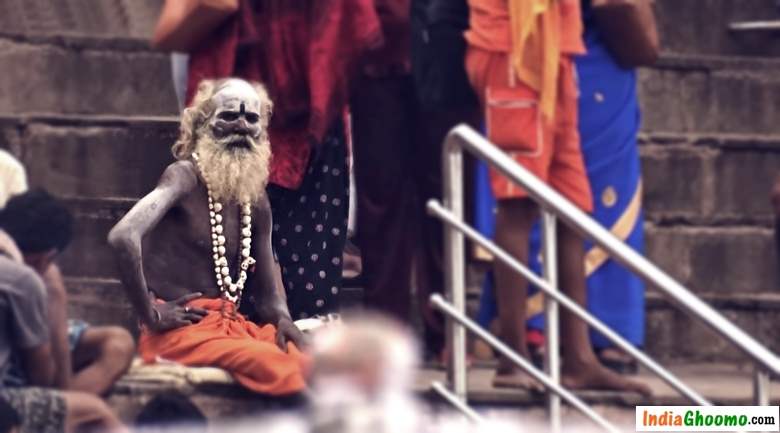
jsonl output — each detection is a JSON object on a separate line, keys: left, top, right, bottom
{"left": 639, "top": 0, "right": 780, "bottom": 364}
{"left": 0, "top": 0, "right": 177, "bottom": 331}
{"left": 0, "top": 0, "right": 779, "bottom": 424}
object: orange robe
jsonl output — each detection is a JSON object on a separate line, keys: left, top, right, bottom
{"left": 139, "top": 298, "right": 308, "bottom": 395}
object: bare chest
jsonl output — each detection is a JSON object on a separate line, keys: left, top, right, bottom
{"left": 144, "top": 190, "right": 250, "bottom": 295}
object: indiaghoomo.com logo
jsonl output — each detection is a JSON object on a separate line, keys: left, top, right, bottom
{"left": 636, "top": 406, "right": 780, "bottom": 431}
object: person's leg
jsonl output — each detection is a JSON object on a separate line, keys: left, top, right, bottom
{"left": 351, "top": 75, "right": 417, "bottom": 321}
{"left": 268, "top": 124, "right": 349, "bottom": 320}
{"left": 413, "top": 106, "right": 481, "bottom": 358}
{"left": 62, "top": 391, "right": 128, "bottom": 433}
{"left": 557, "top": 224, "right": 650, "bottom": 395}
{"left": 70, "top": 326, "right": 135, "bottom": 395}
{"left": 550, "top": 57, "right": 650, "bottom": 395}
{"left": 492, "top": 198, "right": 542, "bottom": 389}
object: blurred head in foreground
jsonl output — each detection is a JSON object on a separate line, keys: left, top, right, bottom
{"left": 307, "top": 312, "right": 420, "bottom": 433}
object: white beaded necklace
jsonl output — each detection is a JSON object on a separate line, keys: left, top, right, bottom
{"left": 192, "top": 153, "right": 256, "bottom": 304}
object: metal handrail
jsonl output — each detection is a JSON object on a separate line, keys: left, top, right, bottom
{"left": 431, "top": 295, "right": 621, "bottom": 433}
{"left": 432, "top": 124, "right": 780, "bottom": 429}
{"left": 443, "top": 124, "right": 780, "bottom": 376}
{"left": 427, "top": 200, "right": 711, "bottom": 406}
{"left": 430, "top": 381, "right": 486, "bottom": 425}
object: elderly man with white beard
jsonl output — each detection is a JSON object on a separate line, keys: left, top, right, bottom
{"left": 108, "top": 78, "right": 308, "bottom": 396}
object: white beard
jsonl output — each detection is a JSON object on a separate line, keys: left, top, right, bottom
{"left": 195, "top": 133, "right": 271, "bottom": 205}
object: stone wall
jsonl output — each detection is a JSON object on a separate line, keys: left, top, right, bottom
{"left": 0, "top": 0, "right": 171, "bottom": 329}
{"left": 638, "top": 0, "right": 780, "bottom": 362}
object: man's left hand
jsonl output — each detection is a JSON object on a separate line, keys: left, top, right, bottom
{"left": 276, "top": 317, "right": 308, "bottom": 352}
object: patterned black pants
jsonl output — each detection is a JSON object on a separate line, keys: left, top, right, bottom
{"left": 268, "top": 126, "right": 349, "bottom": 319}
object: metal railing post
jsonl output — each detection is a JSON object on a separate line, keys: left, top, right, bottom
{"left": 754, "top": 367, "right": 771, "bottom": 406}
{"left": 443, "top": 136, "right": 467, "bottom": 399}
{"left": 542, "top": 212, "right": 561, "bottom": 433}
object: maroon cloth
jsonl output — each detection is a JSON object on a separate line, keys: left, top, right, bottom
{"left": 187, "top": 0, "right": 381, "bottom": 189}
{"left": 361, "top": 0, "right": 412, "bottom": 75}
{"left": 351, "top": 74, "right": 478, "bottom": 354}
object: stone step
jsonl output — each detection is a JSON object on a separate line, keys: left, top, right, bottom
{"left": 4, "top": 1, "right": 780, "bottom": 128}
{"left": 0, "top": 0, "right": 160, "bottom": 40}
{"left": 418, "top": 362, "right": 780, "bottom": 407}
{"left": 71, "top": 271, "right": 780, "bottom": 366}
{"left": 52, "top": 182, "right": 780, "bottom": 295}
{"left": 7, "top": 0, "right": 780, "bottom": 62}
{"left": 104, "top": 361, "right": 777, "bottom": 429}
{"left": 462, "top": 291, "right": 780, "bottom": 366}
{"left": 58, "top": 197, "right": 134, "bottom": 281}
{"left": 637, "top": 55, "right": 780, "bottom": 134}
{"left": 640, "top": 131, "right": 780, "bottom": 226}
{"left": 645, "top": 224, "right": 778, "bottom": 295}
{"left": 464, "top": 273, "right": 780, "bottom": 364}
{"left": 55, "top": 199, "right": 780, "bottom": 296}
{"left": 646, "top": 292, "right": 780, "bottom": 363}
{"left": 68, "top": 270, "right": 780, "bottom": 366}
{"left": 6, "top": 115, "right": 780, "bottom": 226}
{"left": 7, "top": 116, "right": 780, "bottom": 219}
{"left": 0, "top": 34, "right": 177, "bottom": 117}
{"left": 655, "top": 0, "right": 780, "bottom": 58}
{"left": 64, "top": 276, "right": 137, "bottom": 332}
{"left": 106, "top": 370, "right": 637, "bottom": 430}
{"left": 0, "top": 115, "right": 176, "bottom": 199}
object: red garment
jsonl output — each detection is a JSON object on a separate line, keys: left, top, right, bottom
{"left": 139, "top": 298, "right": 309, "bottom": 395}
{"left": 360, "top": 0, "right": 411, "bottom": 75}
{"left": 187, "top": 0, "right": 381, "bottom": 189}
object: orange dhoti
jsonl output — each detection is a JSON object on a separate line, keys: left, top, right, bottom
{"left": 139, "top": 298, "right": 308, "bottom": 395}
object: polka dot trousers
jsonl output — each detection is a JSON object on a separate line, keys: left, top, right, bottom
{"left": 268, "top": 126, "right": 349, "bottom": 319}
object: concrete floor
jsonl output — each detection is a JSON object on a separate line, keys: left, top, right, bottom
{"left": 415, "top": 361, "right": 780, "bottom": 407}
{"left": 415, "top": 362, "right": 780, "bottom": 431}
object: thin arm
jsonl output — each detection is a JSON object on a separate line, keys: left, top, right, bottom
{"left": 247, "top": 196, "right": 292, "bottom": 325}
{"left": 108, "top": 161, "right": 197, "bottom": 326}
{"left": 42, "top": 264, "right": 72, "bottom": 389}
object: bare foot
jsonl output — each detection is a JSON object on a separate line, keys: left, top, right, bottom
{"left": 562, "top": 361, "right": 652, "bottom": 396}
{"left": 493, "top": 370, "right": 544, "bottom": 392}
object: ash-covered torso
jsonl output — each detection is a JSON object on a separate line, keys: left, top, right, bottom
{"left": 110, "top": 77, "right": 278, "bottom": 324}
{"left": 142, "top": 163, "right": 267, "bottom": 302}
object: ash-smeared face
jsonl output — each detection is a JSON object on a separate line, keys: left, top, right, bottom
{"left": 209, "top": 79, "right": 264, "bottom": 150}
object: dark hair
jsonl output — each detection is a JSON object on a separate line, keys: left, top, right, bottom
{"left": 0, "top": 189, "right": 73, "bottom": 254}
{"left": 0, "top": 397, "right": 20, "bottom": 433}
{"left": 135, "top": 391, "right": 207, "bottom": 432}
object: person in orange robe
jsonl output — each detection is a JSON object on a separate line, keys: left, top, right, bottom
{"left": 109, "top": 78, "right": 308, "bottom": 396}
{"left": 464, "top": 0, "right": 649, "bottom": 394}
